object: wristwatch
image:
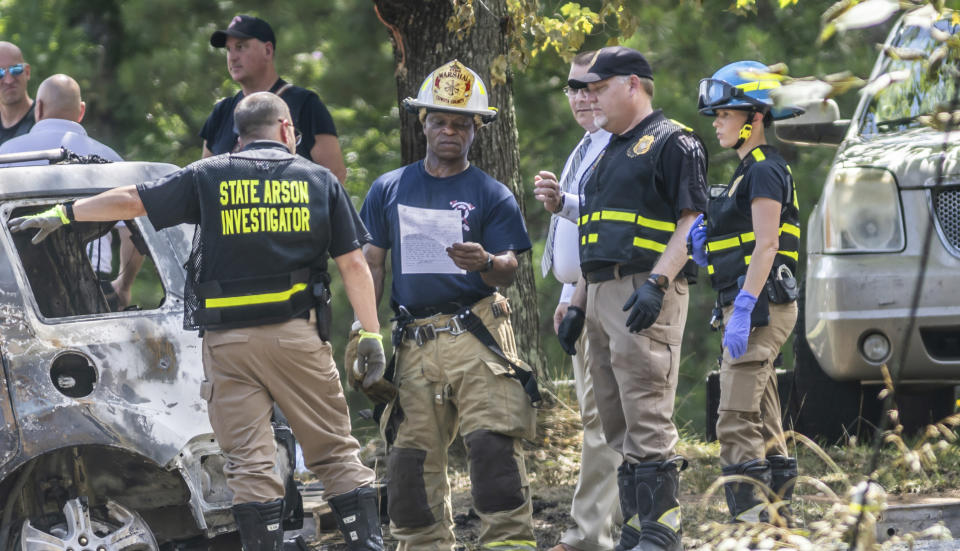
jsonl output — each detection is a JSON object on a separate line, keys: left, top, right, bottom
{"left": 648, "top": 273, "right": 669, "bottom": 291}
{"left": 479, "top": 253, "right": 494, "bottom": 273}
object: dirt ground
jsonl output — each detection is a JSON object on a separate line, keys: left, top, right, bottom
{"left": 302, "top": 387, "right": 960, "bottom": 550}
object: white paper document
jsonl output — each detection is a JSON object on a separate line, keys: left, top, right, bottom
{"left": 398, "top": 204, "right": 465, "bottom": 274}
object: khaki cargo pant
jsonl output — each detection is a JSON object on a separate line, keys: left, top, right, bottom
{"left": 585, "top": 272, "right": 689, "bottom": 463}
{"left": 717, "top": 301, "right": 798, "bottom": 465}
{"left": 380, "top": 294, "right": 537, "bottom": 551}
{"left": 201, "top": 317, "right": 375, "bottom": 504}
{"left": 560, "top": 329, "right": 623, "bottom": 551}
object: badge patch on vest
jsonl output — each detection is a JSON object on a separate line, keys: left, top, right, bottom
{"left": 450, "top": 200, "right": 476, "bottom": 230}
{"left": 628, "top": 135, "right": 655, "bottom": 157}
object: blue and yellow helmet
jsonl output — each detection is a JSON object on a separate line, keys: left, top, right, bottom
{"left": 698, "top": 60, "right": 802, "bottom": 121}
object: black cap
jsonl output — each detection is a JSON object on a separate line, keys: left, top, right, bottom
{"left": 568, "top": 46, "right": 653, "bottom": 87}
{"left": 210, "top": 15, "right": 276, "bottom": 48}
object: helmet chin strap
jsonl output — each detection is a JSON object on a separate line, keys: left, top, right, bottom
{"left": 732, "top": 109, "right": 757, "bottom": 149}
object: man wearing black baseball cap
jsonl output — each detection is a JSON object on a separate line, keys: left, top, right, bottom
{"left": 200, "top": 14, "right": 347, "bottom": 183}
{"left": 557, "top": 45, "right": 708, "bottom": 551}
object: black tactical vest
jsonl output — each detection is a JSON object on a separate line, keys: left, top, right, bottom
{"left": 183, "top": 142, "right": 333, "bottom": 330}
{"left": 579, "top": 112, "right": 696, "bottom": 273}
{"left": 705, "top": 145, "right": 800, "bottom": 291}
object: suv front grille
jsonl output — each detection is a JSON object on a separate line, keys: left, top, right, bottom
{"left": 934, "top": 188, "right": 960, "bottom": 251}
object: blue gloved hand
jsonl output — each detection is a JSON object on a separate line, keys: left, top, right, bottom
{"left": 723, "top": 290, "right": 757, "bottom": 359}
{"left": 687, "top": 213, "right": 708, "bottom": 267}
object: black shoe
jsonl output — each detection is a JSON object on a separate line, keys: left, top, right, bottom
{"left": 615, "top": 461, "right": 640, "bottom": 551}
{"left": 630, "top": 456, "right": 687, "bottom": 551}
{"left": 722, "top": 459, "right": 771, "bottom": 523}
{"left": 232, "top": 499, "right": 284, "bottom": 551}
{"left": 328, "top": 486, "right": 385, "bottom": 550}
{"left": 767, "top": 455, "right": 798, "bottom": 526}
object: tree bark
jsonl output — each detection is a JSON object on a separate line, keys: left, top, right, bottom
{"left": 372, "top": 0, "right": 543, "bottom": 371}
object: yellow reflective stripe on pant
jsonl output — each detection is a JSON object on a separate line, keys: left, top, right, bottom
{"left": 204, "top": 282, "right": 308, "bottom": 309}
{"left": 483, "top": 540, "right": 537, "bottom": 549}
{"left": 658, "top": 506, "right": 682, "bottom": 531}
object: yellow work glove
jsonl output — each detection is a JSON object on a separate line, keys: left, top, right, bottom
{"left": 344, "top": 323, "right": 362, "bottom": 390}
{"left": 8, "top": 204, "right": 71, "bottom": 244}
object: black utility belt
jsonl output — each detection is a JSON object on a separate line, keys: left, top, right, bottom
{"left": 716, "top": 266, "right": 798, "bottom": 308}
{"left": 584, "top": 263, "right": 649, "bottom": 283}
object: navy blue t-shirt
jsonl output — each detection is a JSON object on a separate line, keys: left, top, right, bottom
{"left": 361, "top": 161, "right": 531, "bottom": 312}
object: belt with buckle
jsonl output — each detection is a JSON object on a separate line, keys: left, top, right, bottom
{"left": 401, "top": 316, "right": 469, "bottom": 346}
{"left": 584, "top": 264, "right": 648, "bottom": 283}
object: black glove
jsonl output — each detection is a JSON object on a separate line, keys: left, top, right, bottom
{"left": 557, "top": 306, "right": 585, "bottom": 356}
{"left": 7, "top": 204, "right": 70, "bottom": 244}
{"left": 622, "top": 280, "right": 664, "bottom": 333}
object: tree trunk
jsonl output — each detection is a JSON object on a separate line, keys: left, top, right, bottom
{"left": 372, "top": 0, "right": 543, "bottom": 371}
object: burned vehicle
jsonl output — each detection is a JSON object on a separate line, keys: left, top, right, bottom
{"left": 0, "top": 152, "right": 300, "bottom": 550}
{"left": 776, "top": 12, "right": 960, "bottom": 440}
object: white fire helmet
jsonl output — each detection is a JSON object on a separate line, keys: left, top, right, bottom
{"left": 402, "top": 60, "right": 499, "bottom": 124}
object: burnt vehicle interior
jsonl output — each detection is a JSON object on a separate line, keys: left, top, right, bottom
{"left": 9, "top": 204, "right": 165, "bottom": 318}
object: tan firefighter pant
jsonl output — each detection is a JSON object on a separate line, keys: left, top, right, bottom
{"left": 717, "top": 301, "right": 798, "bottom": 465}
{"left": 560, "top": 329, "right": 623, "bottom": 551}
{"left": 201, "top": 317, "right": 375, "bottom": 504}
{"left": 585, "top": 272, "right": 689, "bottom": 463}
{"left": 380, "top": 294, "right": 537, "bottom": 551}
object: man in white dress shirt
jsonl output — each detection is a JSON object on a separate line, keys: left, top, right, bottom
{"left": 0, "top": 74, "right": 139, "bottom": 309}
{"left": 533, "top": 51, "right": 621, "bottom": 551}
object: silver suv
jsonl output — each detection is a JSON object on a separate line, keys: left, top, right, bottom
{"left": 777, "top": 12, "right": 960, "bottom": 439}
{"left": 0, "top": 157, "right": 299, "bottom": 550}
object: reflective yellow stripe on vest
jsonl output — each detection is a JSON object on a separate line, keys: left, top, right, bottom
{"left": 707, "top": 264, "right": 715, "bottom": 274}
{"left": 637, "top": 215, "right": 676, "bottom": 233}
{"left": 204, "top": 282, "right": 309, "bottom": 309}
{"left": 780, "top": 223, "right": 800, "bottom": 237}
{"left": 601, "top": 210, "right": 638, "bottom": 223}
{"left": 778, "top": 250, "right": 799, "bottom": 260}
{"left": 634, "top": 237, "right": 667, "bottom": 253}
{"left": 751, "top": 148, "right": 766, "bottom": 162}
{"left": 707, "top": 236, "right": 740, "bottom": 252}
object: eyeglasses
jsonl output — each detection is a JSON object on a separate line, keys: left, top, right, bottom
{"left": 0, "top": 64, "right": 25, "bottom": 78}
{"left": 562, "top": 85, "right": 589, "bottom": 98}
{"left": 279, "top": 118, "right": 302, "bottom": 146}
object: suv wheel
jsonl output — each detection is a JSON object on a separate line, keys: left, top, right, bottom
{"left": 19, "top": 497, "right": 158, "bottom": 551}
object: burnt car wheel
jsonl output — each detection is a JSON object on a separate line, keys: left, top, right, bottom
{"left": 19, "top": 498, "right": 158, "bottom": 551}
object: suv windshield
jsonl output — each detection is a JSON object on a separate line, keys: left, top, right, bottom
{"left": 859, "top": 16, "right": 960, "bottom": 137}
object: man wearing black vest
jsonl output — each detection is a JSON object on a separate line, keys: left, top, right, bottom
{"left": 558, "top": 46, "right": 708, "bottom": 551}
{"left": 9, "top": 92, "right": 384, "bottom": 551}
{"left": 201, "top": 14, "right": 347, "bottom": 183}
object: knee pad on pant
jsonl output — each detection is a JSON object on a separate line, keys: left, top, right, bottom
{"left": 386, "top": 447, "right": 435, "bottom": 528}
{"left": 464, "top": 430, "right": 524, "bottom": 513}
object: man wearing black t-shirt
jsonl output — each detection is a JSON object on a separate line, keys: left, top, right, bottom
{"left": 0, "top": 41, "right": 35, "bottom": 145}
{"left": 200, "top": 14, "right": 347, "bottom": 183}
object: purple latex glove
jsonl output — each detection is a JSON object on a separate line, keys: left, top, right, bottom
{"left": 687, "top": 213, "right": 708, "bottom": 267}
{"left": 723, "top": 290, "right": 757, "bottom": 359}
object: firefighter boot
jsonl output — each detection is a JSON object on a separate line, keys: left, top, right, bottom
{"left": 767, "top": 455, "right": 798, "bottom": 527}
{"left": 722, "top": 459, "right": 772, "bottom": 523}
{"left": 630, "top": 456, "right": 688, "bottom": 551}
{"left": 232, "top": 499, "right": 284, "bottom": 551}
{"left": 327, "top": 486, "right": 384, "bottom": 551}
{"left": 616, "top": 461, "right": 640, "bottom": 551}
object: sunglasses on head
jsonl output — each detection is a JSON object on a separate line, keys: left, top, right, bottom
{"left": 0, "top": 64, "right": 25, "bottom": 78}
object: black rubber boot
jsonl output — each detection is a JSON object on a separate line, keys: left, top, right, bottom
{"left": 630, "top": 456, "right": 688, "bottom": 551}
{"left": 615, "top": 461, "right": 640, "bottom": 551}
{"left": 722, "top": 459, "right": 772, "bottom": 523}
{"left": 232, "top": 499, "right": 284, "bottom": 551}
{"left": 767, "top": 455, "right": 798, "bottom": 527}
{"left": 327, "top": 486, "right": 384, "bottom": 550}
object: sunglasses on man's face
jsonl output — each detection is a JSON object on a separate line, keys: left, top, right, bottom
{"left": 0, "top": 64, "right": 25, "bottom": 78}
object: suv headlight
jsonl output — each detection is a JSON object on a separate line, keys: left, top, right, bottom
{"left": 823, "top": 167, "right": 905, "bottom": 253}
